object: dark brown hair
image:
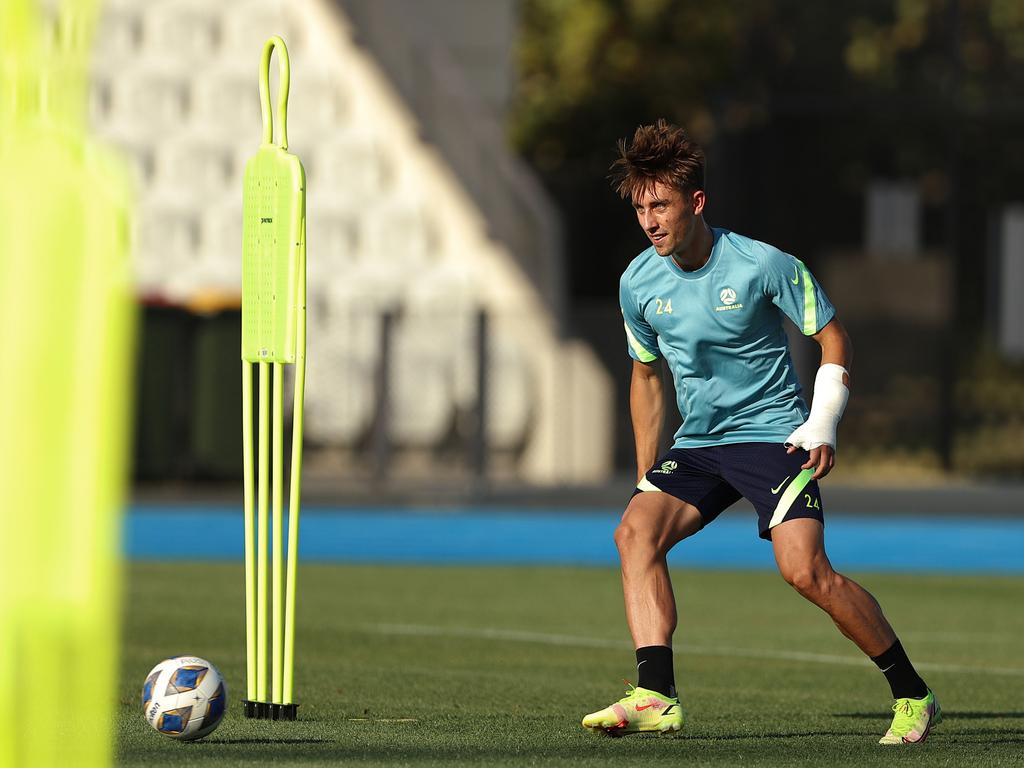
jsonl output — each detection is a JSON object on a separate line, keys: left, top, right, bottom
{"left": 609, "top": 119, "right": 705, "bottom": 201}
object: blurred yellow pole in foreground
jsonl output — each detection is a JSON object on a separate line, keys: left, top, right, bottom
{"left": 0, "top": 1, "right": 135, "bottom": 766}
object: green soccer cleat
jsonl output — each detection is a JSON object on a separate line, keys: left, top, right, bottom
{"left": 582, "top": 684, "right": 683, "bottom": 735}
{"left": 878, "top": 689, "right": 942, "bottom": 745}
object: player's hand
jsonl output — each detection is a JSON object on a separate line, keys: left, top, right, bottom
{"left": 787, "top": 443, "right": 834, "bottom": 480}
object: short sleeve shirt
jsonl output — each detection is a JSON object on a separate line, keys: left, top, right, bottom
{"left": 619, "top": 228, "right": 836, "bottom": 448}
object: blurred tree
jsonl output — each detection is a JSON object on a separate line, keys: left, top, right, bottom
{"left": 511, "top": 0, "right": 1024, "bottom": 309}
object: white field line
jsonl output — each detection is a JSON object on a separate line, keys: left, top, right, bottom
{"left": 360, "top": 622, "right": 1024, "bottom": 678}
{"left": 900, "top": 629, "right": 1017, "bottom": 642}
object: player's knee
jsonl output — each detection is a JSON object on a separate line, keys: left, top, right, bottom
{"left": 781, "top": 563, "right": 835, "bottom": 600}
{"left": 614, "top": 518, "right": 660, "bottom": 558}
{"left": 613, "top": 519, "right": 638, "bottom": 553}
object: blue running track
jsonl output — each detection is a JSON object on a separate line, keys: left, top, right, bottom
{"left": 125, "top": 505, "right": 1024, "bottom": 574}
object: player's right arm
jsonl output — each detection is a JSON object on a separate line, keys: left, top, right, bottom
{"left": 630, "top": 359, "right": 663, "bottom": 483}
{"left": 620, "top": 268, "right": 663, "bottom": 483}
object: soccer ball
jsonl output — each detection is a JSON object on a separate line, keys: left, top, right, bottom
{"left": 142, "top": 656, "right": 227, "bottom": 740}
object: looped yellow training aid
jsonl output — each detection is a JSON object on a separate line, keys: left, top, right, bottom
{"left": 240, "top": 35, "right": 307, "bottom": 722}
{"left": 259, "top": 35, "right": 290, "bottom": 150}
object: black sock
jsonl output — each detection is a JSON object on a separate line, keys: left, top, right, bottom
{"left": 871, "top": 639, "right": 928, "bottom": 699}
{"left": 635, "top": 646, "right": 676, "bottom": 698}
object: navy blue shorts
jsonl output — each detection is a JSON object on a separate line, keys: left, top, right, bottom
{"left": 631, "top": 443, "right": 824, "bottom": 540}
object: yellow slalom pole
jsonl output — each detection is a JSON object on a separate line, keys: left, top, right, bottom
{"left": 2, "top": 1, "right": 133, "bottom": 764}
{"left": 283, "top": 232, "right": 306, "bottom": 705}
{"left": 257, "top": 361, "right": 270, "bottom": 703}
{"left": 242, "top": 361, "right": 256, "bottom": 702}
{"left": 242, "top": 34, "right": 304, "bottom": 719}
{"left": 272, "top": 361, "right": 284, "bottom": 704}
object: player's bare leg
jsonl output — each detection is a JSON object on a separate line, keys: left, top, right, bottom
{"left": 770, "top": 518, "right": 895, "bottom": 655}
{"left": 771, "top": 518, "right": 940, "bottom": 744}
{"left": 614, "top": 492, "right": 703, "bottom": 647}
{"left": 581, "top": 491, "right": 696, "bottom": 735}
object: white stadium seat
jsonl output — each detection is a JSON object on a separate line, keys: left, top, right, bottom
{"left": 91, "top": 7, "right": 143, "bottom": 73}
{"left": 485, "top": 339, "right": 534, "bottom": 450}
{"left": 138, "top": 201, "right": 200, "bottom": 269}
{"left": 189, "top": 255, "right": 242, "bottom": 296}
{"left": 91, "top": 130, "right": 156, "bottom": 188}
{"left": 220, "top": 3, "right": 299, "bottom": 60}
{"left": 305, "top": 290, "right": 380, "bottom": 445}
{"left": 192, "top": 71, "right": 263, "bottom": 143}
{"left": 361, "top": 194, "right": 440, "bottom": 267}
{"left": 338, "top": 261, "right": 409, "bottom": 307}
{"left": 305, "top": 355, "right": 375, "bottom": 445}
{"left": 145, "top": 3, "right": 223, "bottom": 64}
{"left": 136, "top": 199, "right": 202, "bottom": 297}
{"left": 314, "top": 287, "right": 386, "bottom": 363}
{"left": 306, "top": 133, "right": 393, "bottom": 204}
{"left": 154, "top": 137, "right": 234, "bottom": 199}
{"left": 199, "top": 201, "right": 243, "bottom": 279}
{"left": 403, "top": 265, "right": 478, "bottom": 408}
{"left": 306, "top": 211, "right": 360, "bottom": 273}
{"left": 88, "top": 75, "right": 115, "bottom": 123}
{"left": 388, "top": 333, "right": 455, "bottom": 448}
{"left": 285, "top": 76, "right": 351, "bottom": 141}
{"left": 108, "top": 68, "right": 191, "bottom": 140}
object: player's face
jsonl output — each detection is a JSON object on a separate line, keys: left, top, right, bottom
{"left": 632, "top": 182, "right": 704, "bottom": 257}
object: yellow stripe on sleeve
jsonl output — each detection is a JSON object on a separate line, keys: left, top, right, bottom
{"left": 623, "top": 320, "right": 658, "bottom": 362}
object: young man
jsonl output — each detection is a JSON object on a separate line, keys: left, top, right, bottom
{"left": 581, "top": 120, "right": 940, "bottom": 744}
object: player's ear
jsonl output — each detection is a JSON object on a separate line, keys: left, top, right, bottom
{"left": 691, "top": 189, "right": 706, "bottom": 215}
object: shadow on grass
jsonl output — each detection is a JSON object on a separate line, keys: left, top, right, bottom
{"left": 835, "top": 711, "right": 1024, "bottom": 720}
{"left": 182, "top": 740, "right": 912, "bottom": 765}
{"left": 937, "top": 734, "right": 1024, "bottom": 746}
{"left": 941, "top": 728, "right": 1024, "bottom": 737}
{"left": 210, "top": 738, "right": 331, "bottom": 745}
{"left": 123, "top": 728, "right": 1024, "bottom": 765}
{"left": 680, "top": 731, "right": 865, "bottom": 741}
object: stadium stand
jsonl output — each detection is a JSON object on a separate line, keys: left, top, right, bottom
{"left": 90, "top": 0, "right": 612, "bottom": 484}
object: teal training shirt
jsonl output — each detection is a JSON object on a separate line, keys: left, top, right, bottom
{"left": 619, "top": 227, "right": 836, "bottom": 448}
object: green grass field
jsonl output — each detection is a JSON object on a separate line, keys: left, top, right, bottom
{"left": 116, "top": 563, "right": 1024, "bottom": 767}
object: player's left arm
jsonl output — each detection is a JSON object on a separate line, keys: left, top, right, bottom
{"left": 785, "top": 317, "right": 853, "bottom": 479}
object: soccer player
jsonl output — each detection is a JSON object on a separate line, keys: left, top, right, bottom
{"left": 581, "top": 120, "right": 940, "bottom": 745}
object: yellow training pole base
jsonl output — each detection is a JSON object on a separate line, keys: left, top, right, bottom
{"left": 242, "top": 701, "right": 298, "bottom": 720}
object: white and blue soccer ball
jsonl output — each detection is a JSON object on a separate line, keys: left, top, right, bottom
{"left": 142, "top": 656, "right": 227, "bottom": 740}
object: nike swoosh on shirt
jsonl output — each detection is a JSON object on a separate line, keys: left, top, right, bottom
{"left": 771, "top": 476, "right": 791, "bottom": 494}
{"left": 791, "top": 266, "right": 800, "bottom": 285}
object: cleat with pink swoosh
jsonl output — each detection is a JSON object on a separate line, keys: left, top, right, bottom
{"left": 879, "top": 689, "right": 942, "bottom": 745}
{"left": 582, "top": 684, "right": 683, "bottom": 735}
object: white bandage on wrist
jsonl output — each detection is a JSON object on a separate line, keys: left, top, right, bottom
{"left": 785, "top": 363, "right": 849, "bottom": 451}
